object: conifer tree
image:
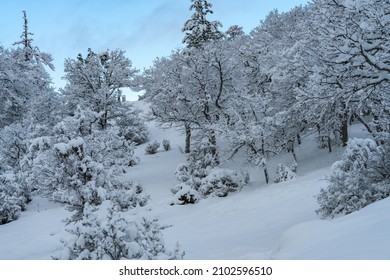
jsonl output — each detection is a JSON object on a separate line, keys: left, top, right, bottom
{"left": 182, "top": 0, "right": 223, "bottom": 49}
{"left": 180, "top": 0, "right": 223, "bottom": 157}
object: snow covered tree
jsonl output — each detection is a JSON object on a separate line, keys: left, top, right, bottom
{"left": 0, "top": 174, "right": 28, "bottom": 225}
{"left": 23, "top": 107, "right": 144, "bottom": 212}
{"left": 141, "top": 0, "right": 225, "bottom": 155}
{"left": 181, "top": 0, "right": 223, "bottom": 153}
{"left": 0, "top": 123, "right": 28, "bottom": 170}
{"left": 0, "top": 12, "right": 58, "bottom": 225}
{"left": 141, "top": 51, "right": 196, "bottom": 153}
{"left": 219, "top": 7, "right": 309, "bottom": 183}
{"left": 300, "top": 0, "right": 390, "bottom": 147}
{"left": 0, "top": 45, "right": 55, "bottom": 129}
{"left": 10, "top": 11, "right": 49, "bottom": 63}
{"left": 62, "top": 49, "right": 145, "bottom": 134}
{"left": 0, "top": 11, "right": 58, "bottom": 155}
{"left": 182, "top": 0, "right": 223, "bottom": 49}
{"left": 0, "top": 123, "right": 33, "bottom": 209}
{"left": 225, "top": 25, "right": 245, "bottom": 39}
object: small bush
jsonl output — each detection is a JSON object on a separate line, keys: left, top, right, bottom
{"left": 60, "top": 203, "right": 184, "bottom": 260}
{"left": 171, "top": 183, "right": 201, "bottom": 205}
{"left": 107, "top": 179, "right": 149, "bottom": 211}
{"left": 128, "top": 156, "right": 140, "bottom": 167}
{"left": 274, "top": 164, "right": 296, "bottom": 183}
{"left": 174, "top": 163, "right": 191, "bottom": 183}
{"left": 162, "top": 139, "right": 171, "bottom": 151}
{"left": 145, "top": 141, "right": 160, "bottom": 154}
{"left": 171, "top": 168, "right": 249, "bottom": 205}
{"left": 199, "top": 169, "right": 249, "bottom": 197}
{"left": 171, "top": 139, "right": 249, "bottom": 205}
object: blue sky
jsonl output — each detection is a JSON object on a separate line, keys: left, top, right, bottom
{"left": 0, "top": 0, "right": 310, "bottom": 97}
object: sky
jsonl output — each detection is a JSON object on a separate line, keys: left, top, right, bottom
{"left": 0, "top": 0, "right": 310, "bottom": 99}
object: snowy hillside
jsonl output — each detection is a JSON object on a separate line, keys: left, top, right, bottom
{"left": 0, "top": 100, "right": 389, "bottom": 260}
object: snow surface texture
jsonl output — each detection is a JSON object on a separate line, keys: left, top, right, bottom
{"left": 0, "top": 101, "right": 389, "bottom": 260}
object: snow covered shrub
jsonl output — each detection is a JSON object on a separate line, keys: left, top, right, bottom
{"left": 174, "top": 163, "right": 191, "bottom": 183}
{"left": 0, "top": 174, "right": 27, "bottom": 224}
{"left": 171, "top": 168, "right": 249, "bottom": 205}
{"left": 61, "top": 203, "right": 183, "bottom": 260}
{"left": 190, "top": 138, "right": 218, "bottom": 170}
{"left": 316, "top": 138, "right": 390, "bottom": 218}
{"left": 171, "top": 183, "right": 202, "bottom": 205}
{"left": 170, "top": 140, "right": 214, "bottom": 205}
{"left": 162, "top": 139, "right": 171, "bottom": 151}
{"left": 274, "top": 164, "right": 296, "bottom": 183}
{"left": 107, "top": 179, "right": 149, "bottom": 211}
{"left": 175, "top": 138, "right": 216, "bottom": 183}
{"left": 171, "top": 141, "right": 249, "bottom": 204}
{"left": 199, "top": 169, "right": 249, "bottom": 197}
{"left": 145, "top": 140, "right": 160, "bottom": 154}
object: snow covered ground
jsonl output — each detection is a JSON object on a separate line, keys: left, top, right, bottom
{"left": 0, "top": 101, "right": 389, "bottom": 260}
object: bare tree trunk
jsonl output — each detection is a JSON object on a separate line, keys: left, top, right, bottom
{"left": 185, "top": 123, "right": 191, "bottom": 154}
{"left": 290, "top": 142, "right": 297, "bottom": 162}
{"left": 263, "top": 165, "right": 269, "bottom": 184}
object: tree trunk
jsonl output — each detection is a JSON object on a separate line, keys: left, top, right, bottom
{"left": 290, "top": 142, "right": 297, "bottom": 162}
{"left": 340, "top": 103, "right": 349, "bottom": 147}
{"left": 263, "top": 165, "right": 269, "bottom": 184}
{"left": 185, "top": 123, "right": 191, "bottom": 154}
{"left": 209, "top": 129, "right": 219, "bottom": 166}
{"left": 341, "top": 117, "right": 348, "bottom": 147}
{"left": 372, "top": 114, "right": 384, "bottom": 145}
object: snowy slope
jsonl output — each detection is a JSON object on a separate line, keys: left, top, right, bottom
{"left": 0, "top": 100, "right": 389, "bottom": 260}
{"left": 272, "top": 197, "right": 390, "bottom": 259}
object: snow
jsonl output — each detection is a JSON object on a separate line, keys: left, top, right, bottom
{"left": 272, "top": 197, "right": 390, "bottom": 259}
{"left": 0, "top": 101, "right": 389, "bottom": 260}
{"left": 0, "top": 196, "right": 70, "bottom": 259}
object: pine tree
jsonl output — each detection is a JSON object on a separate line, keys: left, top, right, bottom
{"left": 13, "top": 11, "right": 54, "bottom": 68}
{"left": 180, "top": 0, "right": 223, "bottom": 154}
{"left": 0, "top": 11, "right": 55, "bottom": 129}
{"left": 13, "top": 11, "right": 34, "bottom": 62}
{"left": 182, "top": 0, "right": 223, "bottom": 49}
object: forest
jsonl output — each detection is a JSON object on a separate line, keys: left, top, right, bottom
{"left": 0, "top": 0, "right": 389, "bottom": 259}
